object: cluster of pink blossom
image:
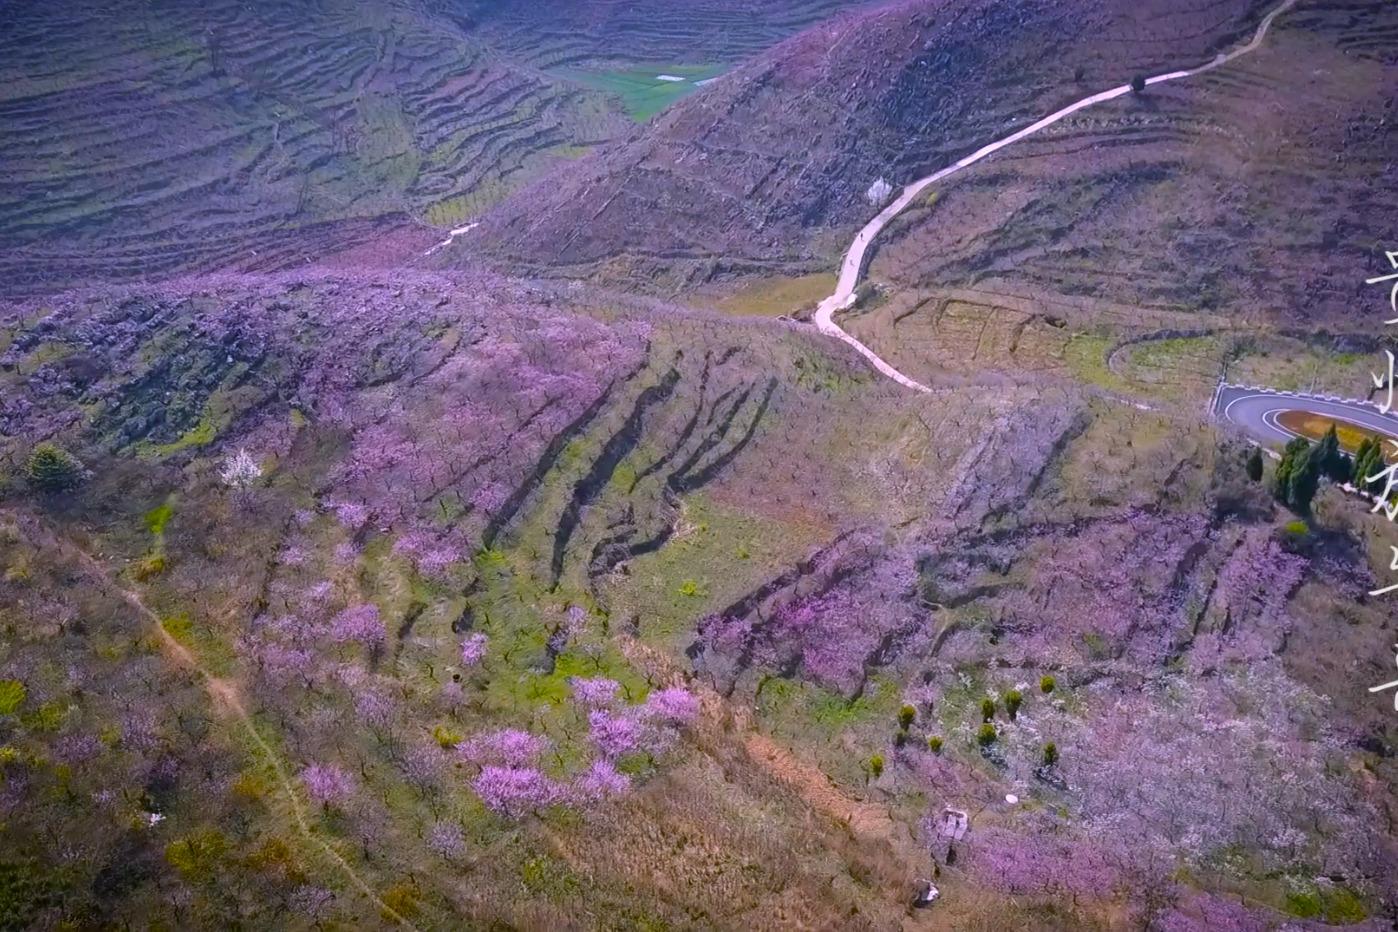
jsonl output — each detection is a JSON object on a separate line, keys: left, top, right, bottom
{"left": 1066, "top": 667, "right": 1380, "bottom": 879}
{"left": 425, "top": 821, "right": 468, "bottom": 861}
{"left": 998, "top": 513, "right": 1213, "bottom": 666}
{"left": 472, "top": 765, "right": 564, "bottom": 817}
{"left": 459, "top": 728, "right": 552, "bottom": 767}
{"left": 353, "top": 689, "right": 395, "bottom": 729}
{"left": 459, "top": 632, "right": 488, "bottom": 668}
{"left": 1185, "top": 529, "right": 1307, "bottom": 671}
{"left": 392, "top": 529, "right": 466, "bottom": 578}
{"left": 965, "top": 826, "right": 1123, "bottom": 899}
{"left": 571, "top": 759, "right": 630, "bottom": 803}
{"left": 320, "top": 311, "right": 647, "bottom": 557}
{"left": 462, "top": 686, "right": 700, "bottom": 818}
{"left": 692, "top": 535, "right": 923, "bottom": 695}
{"left": 644, "top": 687, "right": 701, "bottom": 724}
{"left": 698, "top": 581, "right": 911, "bottom": 695}
{"left": 327, "top": 499, "right": 371, "bottom": 531}
{"left": 569, "top": 675, "right": 621, "bottom": 707}
{"left": 251, "top": 642, "right": 316, "bottom": 687}
{"left": 1153, "top": 892, "right": 1270, "bottom": 932}
{"left": 588, "top": 708, "right": 648, "bottom": 759}
{"left": 329, "top": 603, "right": 384, "bottom": 646}
{"left": 587, "top": 687, "right": 700, "bottom": 759}
{"left": 301, "top": 763, "right": 355, "bottom": 806}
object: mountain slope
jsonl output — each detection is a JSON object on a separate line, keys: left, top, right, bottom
{"left": 463, "top": 0, "right": 1277, "bottom": 287}
{"left": 841, "top": 0, "right": 1398, "bottom": 390}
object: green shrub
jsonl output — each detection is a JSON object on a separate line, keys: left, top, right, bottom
{"left": 25, "top": 443, "right": 83, "bottom": 493}
{"left": 1322, "top": 887, "right": 1368, "bottom": 924}
{"left": 1284, "top": 887, "right": 1322, "bottom": 919}
{"left": 927, "top": 736, "right": 943, "bottom": 754}
{"left": 1280, "top": 883, "right": 1367, "bottom": 924}
{"left": 1317, "top": 424, "right": 1350, "bottom": 482}
{"left": 977, "top": 723, "right": 997, "bottom": 747}
{"left": 1042, "top": 742, "right": 1059, "bottom": 766}
{"left": 1354, "top": 437, "right": 1382, "bottom": 491}
{"left": 1005, "top": 689, "right": 1023, "bottom": 720}
{"left": 165, "top": 829, "right": 229, "bottom": 882}
{"left": 868, "top": 754, "right": 884, "bottom": 778}
{"left": 1279, "top": 520, "right": 1310, "bottom": 554}
{"left": 144, "top": 501, "right": 174, "bottom": 536}
{"left": 1273, "top": 437, "right": 1321, "bottom": 514}
{"left": 0, "top": 859, "right": 62, "bottom": 931}
{"left": 897, "top": 704, "right": 916, "bottom": 731}
{"left": 0, "top": 680, "right": 25, "bottom": 716}
{"left": 133, "top": 553, "right": 166, "bottom": 581}
{"left": 432, "top": 724, "right": 463, "bottom": 749}
{"left": 1040, "top": 675, "right": 1056, "bottom": 694}
{"left": 980, "top": 697, "right": 996, "bottom": 722}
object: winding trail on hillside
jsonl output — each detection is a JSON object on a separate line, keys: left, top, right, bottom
{"left": 811, "top": 0, "right": 1301, "bottom": 393}
{"left": 12, "top": 510, "right": 420, "bottom": 931}
{"left": 423, "top": 222, "right": 479, "bottom": 257}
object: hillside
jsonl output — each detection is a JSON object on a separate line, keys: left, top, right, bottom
{"left": 459, "top": 0, "right": 881, "bottom": 68}
{"left": 5, "top": 0, "right": 1398, "bottom": 929}
{"left": 0, "top": 0, "right": 643, "bottom": 294}
{"left": 4, "top": 265, "right": 1398, "bottom": 927}
{"left": 0, "top": 0, "right": 895, "bottom": 297}
{"left": 841, "top": 0, "right": 1398, "bottom": 392}
{"left": 462, "top": 0, "right": 1280, "bottom": 287}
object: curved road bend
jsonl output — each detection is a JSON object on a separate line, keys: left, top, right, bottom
{"left": 809, "top": 0, "right": 1302, "bottom": 393}
{"left": 1215, "top": 384, "right": 1398, "bottom": 447}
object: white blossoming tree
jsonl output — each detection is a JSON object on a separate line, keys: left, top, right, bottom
{"left": 866, "top": 177, "right": 893, "bottom": 207}
{"left": 218, "top": 448, "right": 262, "bottom": 490}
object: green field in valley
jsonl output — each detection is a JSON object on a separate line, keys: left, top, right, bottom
{"left": 554, "top": 64, "right": 725, "bottom": 121}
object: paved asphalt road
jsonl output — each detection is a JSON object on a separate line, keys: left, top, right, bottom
{"left": 1214, "top": 384, "right": 1398, "bottom": 447}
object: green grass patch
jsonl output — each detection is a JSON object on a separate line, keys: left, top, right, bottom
{"left": 554, "top": 64, "right": 724, "bottom": 121}
{"left": 144, "top": 501, "right": 174, "bottom": 537}
{"left": 1283, "top": 881, "right": 1367, "bottom": 924}
{"left": 0, "top": 680, "right": 27, "bottom": 715}
{"left": 713, "top": 273, "right": 836, "bottom": 318}
{"left": 603, "top": 493, "right": 827, "bottom": 650}
{"left": 757, "top": 674, "right": 901, "bottom": 737}
{"left": 133, "top": 381, "right": 256, "bottom": 458}
{"left": 160, "top": 612, "right": 238, "bottom": 678}
{"left": 1063, "top": 332, "right": 1126, "bottom": 392}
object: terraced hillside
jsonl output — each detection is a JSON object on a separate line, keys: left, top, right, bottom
{"left": 0, "top": 0, "right": 628, "bottom": 293}
{"left": 841, "top": 0, "right": 1398, "bottom": 391}
{"left": 5, "top": 270, "right": 1397, "bottom": 928}
{"left": 464, "top": 0, "right": 1282, "bottom": 288}
{"left": 458, "top": 0, "right": 878, "bottom": 69}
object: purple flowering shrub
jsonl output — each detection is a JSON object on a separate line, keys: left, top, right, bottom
{"left": 692, "top": 535, "right": 921, "bottom": 696}
{"left": 329, "top": 603, "right": 385, "bottom": 647}
{"left": 301, "top": 763, "right": 356, "bottom": 807}
{"left": 460, "top": 684, "right": 700, "bottom": 817}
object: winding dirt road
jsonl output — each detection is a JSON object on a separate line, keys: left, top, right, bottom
{"left": 811, "top": 0, "right": 1302, "bottom": 393}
